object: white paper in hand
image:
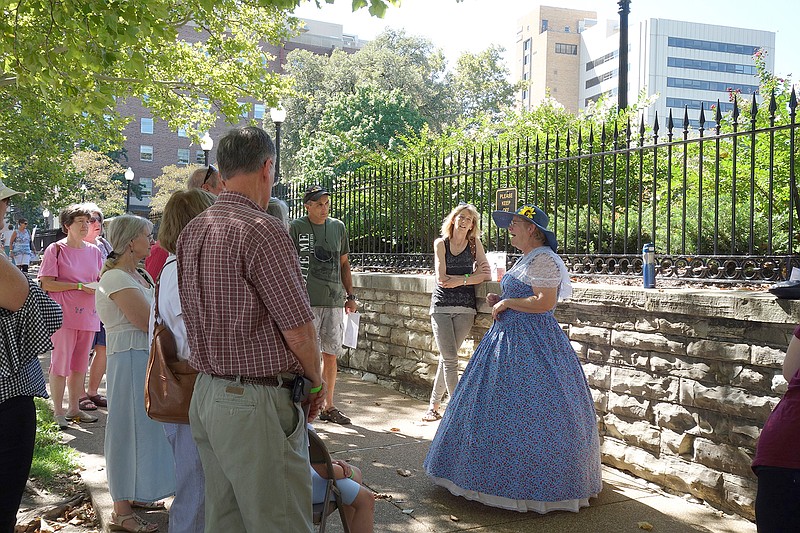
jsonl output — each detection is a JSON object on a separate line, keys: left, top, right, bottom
{"left": 342, "top": 311, "right": 360, "bottom": 349}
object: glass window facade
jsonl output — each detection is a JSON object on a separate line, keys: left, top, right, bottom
{"left": 586, "top": 50, "right": 618, "bottom": 71}
{"left": 667, "top": 77, "right": 759, "bottom": 95}
{"left": 668, "top": 57, "right": 757, "bottom": 76}
{"left": 254, "top": 104, "right": 265, "bottom": 119}
{"left": 666, "top": 97, "right": 734, "bottom": 113}
{"left": 555, "top": 43, "right": 577, "bottom": 55}
{"left": 177, "top": 148, "right": 190, "bottom": 165}
{"left": 586, "top": 69, "right": 617, "bottom": 89}
{"left": 668, "top": 36, "right": 759, "bottom": 56}
{"left": 140, "top": 145, "right": 153, "bottom": 162}
{"left": 141, "top": 118, "right": 153, "bottom": 134}
{"left": 195, "top": 150, "right": 205, "bottom": 164}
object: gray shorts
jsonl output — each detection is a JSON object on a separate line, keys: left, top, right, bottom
{"left": 312, "top": 307, "right": 344, "bottom": 355}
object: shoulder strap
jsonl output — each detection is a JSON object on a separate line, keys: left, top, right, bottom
{"left": 468, "top": 237, "right": 477, "bottom": 259}
{"left": 152, "top": 259, "right": 177, "bottom": 326}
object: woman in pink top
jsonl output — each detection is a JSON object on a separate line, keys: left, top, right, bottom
{"left": 38, "top": 205, "right": 103, "bottom": 429}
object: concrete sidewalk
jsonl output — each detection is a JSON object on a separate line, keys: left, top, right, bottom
{"left": 65, "top": 371, "right": 757, "bottom": 532}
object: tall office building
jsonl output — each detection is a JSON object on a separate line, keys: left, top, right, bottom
{"left": 117, "top": 19, "right": 365, "bottom": 215}
{"left": 516, "top": 6, "right": 776, "bottom": 128}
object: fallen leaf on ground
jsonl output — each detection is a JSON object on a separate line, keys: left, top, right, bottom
{"left": 638, "top": 522, "right": 654, "bottom": 531}
{"left": 396, "top": 469, "right": 412, "bottom": 477}
{"left": 390, "top": 427, "right": 400, "bottom": 432}
{"left": 374, "top": 402, "right": 381, "bottom": 406}
{"left": 402, "top": 509, "right": 414, "bottom": 515}
{"left": 375, "top": 493, "right": 393, "bottom": 500}
{"left": 450, "top": 515, "right": 460, "bottom": 522}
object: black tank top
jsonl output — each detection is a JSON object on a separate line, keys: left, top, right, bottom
{"left": 430, "top": 239, "right": 476, "bottom": 311}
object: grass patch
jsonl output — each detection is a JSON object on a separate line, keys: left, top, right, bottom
{"left": 29, "top": 397, "right": 78, "bottom": 486}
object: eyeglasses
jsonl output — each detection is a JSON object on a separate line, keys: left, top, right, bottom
{"left": 313, "top": 247, "right": 333, "bottom": 262}
{"left": 202, "top": 165, "right": 217, "bottom": 186}
{"left": 89, "top": 216, "right": 101, "bottom": 223}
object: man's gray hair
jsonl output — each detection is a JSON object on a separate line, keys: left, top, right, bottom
{"left": 187, "top": 166, "right": 221, "bottom": 190}
{"left": 216, "top": 126, "right": 275, "bottom": 180}
{"left": 266, "top": 197, "right": 289, "bottom": 229}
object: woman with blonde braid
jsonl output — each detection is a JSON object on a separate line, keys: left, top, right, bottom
{"left": 96, "top": 215, "right": 174, "bottom": 533}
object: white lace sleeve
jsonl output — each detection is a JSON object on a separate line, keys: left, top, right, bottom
{"left": 508, "top": 248, "right": 573, "bottom": 301}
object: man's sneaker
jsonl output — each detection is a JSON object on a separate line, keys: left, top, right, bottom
{"left": 319, "top": 408, "right": 351, "bottom": 425}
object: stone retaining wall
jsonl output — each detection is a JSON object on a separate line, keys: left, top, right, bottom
{"left": 341, "top": 272, "right": 800, "bottom": 520}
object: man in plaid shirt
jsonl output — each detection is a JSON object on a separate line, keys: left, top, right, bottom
{"left": 177, "top": 126, "right": 326, "bottom": 532}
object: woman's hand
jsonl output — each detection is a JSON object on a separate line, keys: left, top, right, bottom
{"left": 438, "top": 275, "right": 462, "bottom": 289}
{"left": 79, "top": 284, "right": 96, "bottom": 295}
{"left": 491, "top": 299, "right": 508, "bottom": 319}
{"left": 332, "top": 460, "right": 352, "bottom": 479}
{"left": 486, "top": 292, "right": 500, "bottom": 306}
{"left": 477, "top": 260, "right": 491, "bottom": 277}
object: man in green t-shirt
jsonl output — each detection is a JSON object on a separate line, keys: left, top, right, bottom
{"left": 289, "top": 185, "right": 358, "bottom": 425}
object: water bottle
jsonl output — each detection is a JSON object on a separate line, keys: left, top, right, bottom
{"left": 642, "top": 243, "right": 656, "bottom": 288}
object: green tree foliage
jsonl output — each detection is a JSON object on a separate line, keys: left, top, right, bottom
{"left": 149, "top": 164, "right": 203, "bottom": 213}
{"left": 448, "top": 45, "right": 524, "bottom": 119}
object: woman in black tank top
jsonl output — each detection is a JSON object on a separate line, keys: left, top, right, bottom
{"left": 423, "top": 204, "right": 491, "bottom": 422}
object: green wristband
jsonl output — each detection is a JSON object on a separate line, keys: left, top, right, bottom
{"left": 77, "top": 283, "right": 83, "bottom": 291}
{"left": 309, "top": 384, "right": 323, "bottom": 394}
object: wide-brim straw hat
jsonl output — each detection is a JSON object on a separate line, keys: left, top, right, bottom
{"left": 492, "top": 204, "right": 558, "bottom": 253}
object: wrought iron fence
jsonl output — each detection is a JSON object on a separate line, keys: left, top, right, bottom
{"left": 285, "top": 90, "right": 799, "bottom": 283}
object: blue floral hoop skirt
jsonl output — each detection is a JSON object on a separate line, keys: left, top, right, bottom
{"left": 424, "top": 275, "right": 602, "bottom": 513}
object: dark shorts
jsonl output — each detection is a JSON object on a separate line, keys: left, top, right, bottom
{"left": 93, "top": 323, "right": 107, "bottom": 347}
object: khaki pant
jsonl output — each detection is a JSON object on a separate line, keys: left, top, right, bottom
{"left": 190, "top": 373, "right": 312, "bottom": 533}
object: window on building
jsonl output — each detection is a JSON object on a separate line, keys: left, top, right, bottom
{"left": 667, "top": 57, "right": 757, "bottom": 76}
{"left": 541, "top": 19, "right": 548, "bottom": 33}
{"left": 523, "top": 39, "right": 530, "bottom": 51}
{"left": 523, "top": 54, "right": 529, "bottom": 65}
{"left": 667, "top": 77, "right": 759, "bottom": 94}
{"left": 177, "top": 148, "right": 190, "bottom": 165}
{"left": 666, "top": 97, "right": 735, "bottom": 113}
{"left": 196, "top": 150, "right": 206, "bottom": 164}
{"left": 522, "top": 89, "right": 528, "bottom": 100}
{"left": 586, "top": 50, "right": 618, "bottom": 71}
{"left": 178, "top": 126, "right": 188, "bottom": 137}
{"left": 254, "top": 103, "right": 265, "bottom": 119}
{"left": 668, "top": 37, "right": 759, "bottom": 56}
{"left": 139, "top": 178, "right": 153, "bottom": 197}
{"left": 140, "top": 145, "right": 153, "bottom": 162}
{"left": 555, "top": 43, "right": 578, "bottom": 55}
{"left": 141, "top": 118, "right": 153, "bottom": 134}
{"left": 239, "top": 102, "right": 249, "bottom": 119}
{"left": 564, "top": 26, "right": 570, "bottom": 33}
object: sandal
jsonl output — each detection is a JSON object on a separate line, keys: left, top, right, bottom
{"left": 318, "top": 407, "right": 351, "bottom": 425}
{"left": 88, "top": 393, "right": 107, "bottom": 407}
{"left": 110, "top": 512, "right": 158, "bottom": 532}
{"left": 78, "top": 396, "right": 98, "bottom": 411}
{"left": 65, "top": 411, "right": 98, "bottom": 423}
{"left": 422, "top": 409, "right": 442, "bottom": 422}
{"left": 131, "top": 501, "right": 166, "bottom": 510}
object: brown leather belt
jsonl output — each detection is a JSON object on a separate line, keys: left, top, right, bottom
{"left": 213, "top": 374, "right": 293, "bottom": 389}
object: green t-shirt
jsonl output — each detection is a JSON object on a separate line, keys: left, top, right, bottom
{"left": 289, "top": 216, "right": 350, "bottom": 307}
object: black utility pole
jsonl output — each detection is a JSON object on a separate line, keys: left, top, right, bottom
{"left": 618, "top": 0, "right": 631, "bottom": 111}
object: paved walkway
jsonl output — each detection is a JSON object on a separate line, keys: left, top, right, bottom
{"left": 59, "top": 369, "right": 756, "bottom": 532}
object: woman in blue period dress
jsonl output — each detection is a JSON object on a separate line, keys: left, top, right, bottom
{"left": 424, "top": 204, "right": 602, "bottom": 513}
{"left": 96, "top": 215, "right": 174, "bottom": 533}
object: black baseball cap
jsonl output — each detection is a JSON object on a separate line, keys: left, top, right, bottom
{"left": 303, "top": 185, "right": 331, "bottom": 204}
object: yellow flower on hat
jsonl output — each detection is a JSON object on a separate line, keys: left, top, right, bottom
{"left": 518, "top": 206, "right": 535, "bottom": 219}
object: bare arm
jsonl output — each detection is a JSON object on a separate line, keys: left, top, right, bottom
{"left": 8, "top": 231, "right": 16, "bottom": 248}
{"left": 109, "top": 287, "right": 152, "bottom": 332}
{"left": 784, "top": 334, "right": 800, "bottom": 382}
{"left": 0, "top": 256, "right": 29, "bottom": 311}
{"left": 283, "top": 321, "right": 326, "bottom": 419}
{"left": 340, "top": 253, "right": 357, "bottom": 313}
{"left": 39, "top": 276, "right": 96, "bottom": 295}
{"left": 469, "top": 239, "right": 492, "bottom": 284}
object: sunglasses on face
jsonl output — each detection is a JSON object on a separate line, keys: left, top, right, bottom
{"left": 202, "top": 165, "right": 217, "bottom": 186}
{"left": 89, "top": 216, "right": 101, "bottom": 223}
{"left": 313, "top": 247, "right": 333, "bottom": 262}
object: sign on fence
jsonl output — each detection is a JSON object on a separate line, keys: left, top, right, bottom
{"left": 495, "top": 188, "right": 517, "bottom": 213}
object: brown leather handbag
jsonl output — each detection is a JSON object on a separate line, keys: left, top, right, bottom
{"left": 145, "top": 259, "right": 197, "bottom": 424}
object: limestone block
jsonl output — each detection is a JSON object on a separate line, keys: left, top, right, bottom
{"left": 364, "top": 323, "right": 391, "bottom": 339}
{"left": 568, "top": 325, "right": 611, "bottom": 345}
{"left": 363, "top": 302, "right": 385, "bottom": 313}
{"left": 608, "top": 347, "right": 649, "bottom": 368}
{"left": 610, "top": 367, "right": 679, "bottom": 402}
{"left": 603, "top": 414, "right": 661, "bottom": 454}
{"left": 751, "top": 345, "right": 786, "bottom": 367}
{"left": 390, "top": 328, "right": 409, "bottom": 347}
{"left": 635, "top": 317, "right": 658, "bottom": 332}
{"left": 729, "top": 367, "right": 770, "bottom": 390}
{"left": 384, "top": 303, "right": 412, "bottom": 317}
{"left": 590, "top": 388, "right": 608, "bottom": 413}
{"left": 652, "top": 403, "right": 696, "bottom": 433}
{"left": 372, "top": 290, "right": 398, "bottom": 303}
{"left": 404, "top": 318, "right": 433, "bottom": 333}
{"left": 728, "top": 420, "right": 763, "bottom": 448}
{"left": 410, "top": 306, "right": 432, "bottom": 320}
{"left": 349, "top": 348, "right": 368, "bottom": 370}
{"left": 650, "top": 317, "right": 710, "bottom": 337}
{"left": 371, "top": 341, "right": 390, "bottom": 354}
{"left": 746, "top": 324, "right": 793, "bottom": 347}
{"left": 611, "top": 330, "right": 687, "bottom": 355}
{"left": 397, "top": 291, "right": 434, "bottom": 307}
{"left": 722, "top": 473, "right": 756, "bottom": 520}
{"left": 661, "top": 456, "right": 724, "bottom": 504}
{"left": 686, "top": 339, "right": 750, "bottom": 362}
{"left": 407, "top": 331, "right": 434, "bottom": 351}
{"left": 571, "top": 340, "right": 587, "bottom": 359}
{"left": 659, "top": 428, "right": 684, "bottom": 455}
{"left": 675, "top": 359, "right": 713, "bottom": 381}
{"left": 607, "top": 391, "right": 650, "bottom": 419}
{"left": 389, "top": 356, "right": 424, "bottom": 378}
{"left": 693, "top": 438, "right": 754, "bottom": 478}
{"left": 772, "top": 373, "right": 788, "bottom": 395}
{"left": 387, "top": 343, "right": 406, "bottom": 357}
{"left": 649, "top": 354, "right": 680, "bottom": 374}
{"left": 582, "top": 362, "right": 611, "bottom": 389}
{"left": 586, "top": 347, "right": 609, "bottom": 363}
{"left": 365, "top": 351, "right": 392, "bottom": 376}
{"left": 601, "top": 438, "right": 666, "bottom": 478}
{"left": 679, "top": 379, "right": 779, "bottom": 420}
{"left": 379, "top": 314, "right": 406, "bottom": 328}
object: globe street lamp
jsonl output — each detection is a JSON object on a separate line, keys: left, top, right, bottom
{"left": 42, "top": 209, "right": 50, "bottom": 229}
{"left": 200, "top": 133, "right": 214, "bottom": 167}
{"left": 124, "top": 167, "right": 134, "bottom": 213}
{"left": 270, "top": 107, "right": 287, "bottom": 182}
{"left": 80, "top": 183, "right": 87, "bottom": 202}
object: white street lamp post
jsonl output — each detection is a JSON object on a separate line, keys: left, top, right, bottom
{"left": 124, "top": 167, "right": 134, "bottom": 213}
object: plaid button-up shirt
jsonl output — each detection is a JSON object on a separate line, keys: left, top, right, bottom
{"left": 177, "top": 191, "right": 313, "bottom": 377}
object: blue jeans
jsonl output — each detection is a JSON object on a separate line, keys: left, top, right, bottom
{"left": 429, "top": 312, "right": 475, "bottom": 407}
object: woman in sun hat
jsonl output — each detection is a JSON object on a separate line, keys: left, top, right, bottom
{"left": 424, "top": 204, "right": 602, "bottom": 513}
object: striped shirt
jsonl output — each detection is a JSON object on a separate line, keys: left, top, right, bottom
{"left": 176, "top": 191, "right": 313, "bottom": 377}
